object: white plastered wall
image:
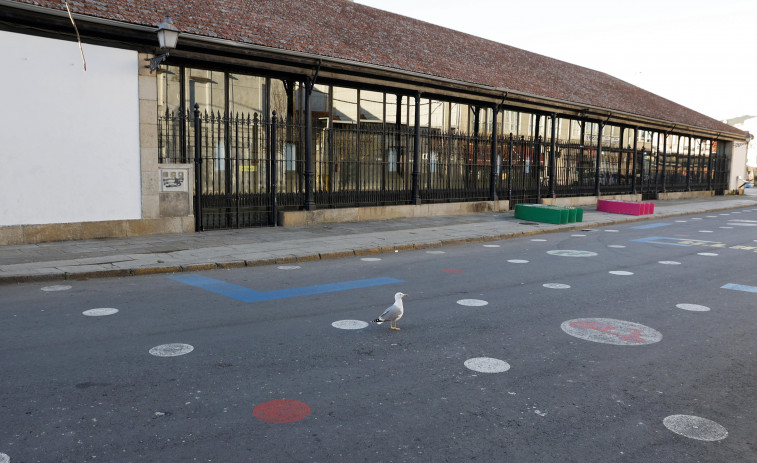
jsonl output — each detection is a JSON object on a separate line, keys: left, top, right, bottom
{"left": 0, "top": 30, "right": 141, "bottom": 226}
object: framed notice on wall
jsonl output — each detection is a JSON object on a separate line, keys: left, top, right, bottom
{"left": 160, "top": 168, "right": 188, "bottom": 192}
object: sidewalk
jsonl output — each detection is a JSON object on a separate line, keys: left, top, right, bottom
{"left": 2, "top": 193, "right": 756, "bottom": 284}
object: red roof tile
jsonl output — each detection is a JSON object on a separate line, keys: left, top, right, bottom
{"left": 5, "top": 0, "right": 746, "bottom": 138}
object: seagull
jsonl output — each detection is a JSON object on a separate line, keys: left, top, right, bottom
{"left": 373, "top": 292, "right": 408, "bottom": 330}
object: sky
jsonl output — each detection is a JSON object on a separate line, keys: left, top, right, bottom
{"left": 354, "top": 0, "right": 756, "bottom": 122}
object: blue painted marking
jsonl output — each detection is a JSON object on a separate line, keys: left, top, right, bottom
{"left": 631, "top": 223, "right": 671, "bottom": 229}
{"left": 721, "top": 283, "right": 757, "bottom": 293}
{"left": 169, "top": 274, "right": 403, "bottom": 302}
{"left": 630, "top": 236, "right": 691, "bottom": 246}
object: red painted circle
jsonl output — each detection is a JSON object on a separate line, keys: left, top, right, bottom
{"left": 442, "top": 269, "right": 464, "bottom": 273}
{"left": 253, "top": 399, "right": 311, "bottom": 423}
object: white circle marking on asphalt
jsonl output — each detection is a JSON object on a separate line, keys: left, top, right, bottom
{"left": 663, "top": 415, "right": 727, "bottom": 441}
{"left": 561, "top": 318, "right": 662, "bottom": 345}
{"left": 360, "top": 257, "right": 382, "bottom": 262}
{"left": 149, "top": 343, "right": 194, "bottom": 357}
{"left": 547, "top": 250, "right": 598, "bottom": 257}
{"left": 571, "top": 234, "right": 586, "bottom": 237}
{"left": 277, "top": 265, "right": 301, "bottom": 270}
{"left": 691, "top": 218, "right": 703, "bottom": 220}
{"left": 0, "top": 453, "right": 9, "bottom": 463}
{"left": 604, "top": 230, "right": 620, "bottom": 232}
{"left": 609, "top": 271, "right": 634, "bottom": 276}
{"left": 531, "top": 239, "right": 547, "bottom": 242}
{"left": 464, "top": 357, "right": 511, "bottom": 373}
{"left": 457, "top": 299, "right": 489, "bottom": 307}
{"left": 507, "top": 259, "right": 529, "bottom": 264}
{"left": 543, "top": 283, "right": 571, "bottom": 289}
{"left": 41, "top": 285, "right": 71, "bottom": 292}
{"left": 698, "top": 230, "right": 713, "bottom": 233}
{"left": 483, "top": 244, "right": 500, "bottom": 248}
{"left": 82, "top": 308, "right": 119, "bottom": 317}
{"left": 675, "top": 220, "right": 687, "bottom": 223}
{"left": 426, "top": 250, "right": 446, "bottom": 254}
{"left": 719, "top": 227, "right": 734, "bottom": 229}
{"left": 332, "top": 320, "right": 369, "bottom": 330}
{"left": 608, "top": 245, "right": 626, "bottom": 248}
{"left": 697, "top": 252, "right": 718, "bottom": 256}
{"left": 676, "top": 303, "right": 711, "bottom": 312}
{"left": 658, "top": 261, "right": 681, "bottom": 265}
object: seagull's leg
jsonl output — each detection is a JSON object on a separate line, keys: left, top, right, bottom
{"left": 391, "top": 320, "right": 400, "bottom": 330}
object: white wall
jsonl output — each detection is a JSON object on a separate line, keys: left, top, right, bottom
{"left": 0, "top": 30, "right": 141, "bottom": 226}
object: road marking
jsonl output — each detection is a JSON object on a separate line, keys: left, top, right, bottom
{"left": 697, "top": 252, "right": 718, "bottom": 256}
{"left": 457, "top": 299, "right": 488, "bottom": 307}
{"left": 82, "top": 308, "right": 119, "bottom": 316}
{"left": 663, "top": 415, "right": 727, "bottom": 441}
{"left": 507, "top": 259, "right": 529, "bottom": 263}
{"left": 360, "top": 257, "right": 382, "bottom": 262}
{"left": 483, "top": 244, "right": 501, "bottom": 248}
{"left": 41, "top": 285, "right": 71, "bottom": 292}
{"left": 169, "top": 274, "right": 403, "bottom": 303}
{"left": 561, "top": 318, "right": 662, "bottom": 345}
{"left": 721, "top": 283, "right": 757, "bottom": 293}
{"left": 658, "top": 261, "right": 681, "bottom": 265}
{"left": 631, "top": 223, "right": 671, "bottom": 229}
{"left": 464, "top": 357, "right": 510, "bottom": 373}
{"left": 254, "top": 399, "right": 311, "bottom": 423}
{"left": 332, "top": 320, "right": 369, "bottom": 330}
{"left": 426, "top": 250, "right": 445, "bottom": 254}
{"left": 442, "top": 269, "right": 465, "bottom": 273}
{"left": 277, "top": 265, "right": 301, "bottom": 270}
{"left": 547, "top": 250, "right": 597, "bottom": 257}
{"left": 609, "top": 271, "right": 634, "bottom": 276}
{"left": 676, "top": 303, "right": 711, "bottom": 312}
{"left": 608, "top": 245, "right": 626, "bottom": 248}
{"left": 149, "top": 343, "right": 194, "bottom": 357}
{"left": 543, "top": 283, "right": 571, "bottom": 289}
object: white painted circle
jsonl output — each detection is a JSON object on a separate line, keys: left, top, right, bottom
{"left": 731, "top": 211, "right": 741, "bottom": 214}
{"left": 697, "top": 252, "right": 718, "bottom": 256}
{"left": 604, "top": 229, "right": 620, "bottom": 233}
{"left": 675, "top": 220, "right": 687, "bottom": 223}
{"left": 698, "top": 230, "right": 714, "bottom": 233}
{"left": 41, "top": 285, "right": 71, "bottom": 292}
{"left": 663, "top": 415, "right": 727, "bottom": 441}
{"left": 691, "top": 218, "right": 703, "bottom": 220}
{"left": 719, "top": 227, "right": 734, "bottom": 229}
{"left": 608, "top": 245, "right": 626, "bottom": 248}
{"left": 530, "top": 239, "right": 547, "bottom": 242}
{"left": 609, "top": 271, "right": 634, "bottom": 276}
{"left": 82, "top": 308, "right": 119, "bottom": 317}
{"left": 676, "top": 303, "right": 711, "bottom": 312}
{"left": 464, "top": 357, "right": 510, "bottom": 373}
{"left": 547, "top": 250, "right": 598, "bottom": 257}
{"left": 457, "top": 299, "right": 489, "bottom": 307}
{"left": 658, "top": 261, "right": 681, "bottom": 265}
{"left": 706, "top": 216, "right": 718, "bottom": 218}
{"left": 571, "top": 234, "right": 586, "bottom": 237}
{"left": 360, "top": 257, "right": 382, "bottom": 262}
{"left": 426, "top": 250, "right": 445, "bottom": 254}
{"left": 561, "top": 318, "right": 662, "bottom": 345}
{"left": 507, "top": 259, "right": 529, "bottom": 264}
{"left": 543, "top": 283, "right": 571, "bottom": 289}
{"left": 728, "top": 222, "right": 757, "bottom": 226}
{"left": 149, "top": 343, "right": 194, "bottom": 357}
{"left": 483, "top": 244, "right": 500, "bottom": 248}
{"left": 0, "top": 453, "right": 8, "bottom": 463}
{"left": 277, "top": 265, "right": 301, "bottom": 270}
{"left": 332, "top": 320, "right": 369, "bottom": 330}
{"left": 719, "top": 213, "right": 730, "bottom": 216}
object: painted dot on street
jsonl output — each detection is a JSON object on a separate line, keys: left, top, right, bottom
{"left": 149, "top": 343, "right": 194, "bottom": 357}
{"left": 426, "top": 250, "right": 445, "bottom": 254}
{"left": 82, "top": 308, "right": 119, "bottom": 317}
{"left": 507, "top": 259, "right": 529, "bottom": 264}
{"left": 464, "top": 357, "right": 510, "bottom": 373}
{"left": 719, "top": 213, "right": 730, "bottom": 216}
{"left": 676, "top": 303, "right": 711, "bottom": 312}
{"left": 360, "top": 257, "right": 382, "bottom": 262}
{"left": 697, "top": 252, "right": 718, "bottom": 256}
{"left": 561, "top": 318, "right": 662, "bottom": 345}
{"left": 609, "top": 271, "right": 634, "bottom": 276}
{"left": 706, "top": 216, "right": 718, "bottom": 218}
{"left": 277, "top": 265, "right": 301, "bottom": 270}
{"left": 547, "top": 250, "right": 598, "bottom": 257}
{"left": 543, "top": 283, "right": 571, "bottom": 289}
{"left": 41, "top": 285, "right": 71, "bottom": 292}
{"left": 442, "top": 269, "right": 465, "bottom": 273}
{"left": 691, "top": 217, "right": 703, "bottom": 220}
{"left": 531, "top": 239, "right": 547, "bottom": 242}
{"left": 729, "top": 222, "right": 757, "bottom": 226}
{"left": 608, "top": 245, "right": 626, "bottom": 248}
{"left": 253, "top": 399, "right": 311, "bottom": 423}
{"left": 0, "top": 453, "right": 8, "bottom": 463}
{"left": 658, "top": 261, "right": 681, "bottom": 265}
{"left": 719, "top": 227, "right": 734, "bottom": 229}
{"left": 483, "top": 244, "right": 500, "bottom": 248}
{"left": 604, "top": 229, "right": 620, "bottom": 233}
{"left": 332, "top": 320, "right": 369, "bottom": 330}
{"left": 663, "top": 415, "right": 727, "bottom": 441}
{"left": 457, "top": 299, "right": 488, "bottom": 307}
{"left": 675, "top": 220, "right": 687, "bottom": 223}
{"left": 571, "top": 234, "right": 586, "bottom": 237}
{"left": 698, "top": 230, "right": 714, "bottom": 233}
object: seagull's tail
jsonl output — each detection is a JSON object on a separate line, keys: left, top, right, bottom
{"left": 372, "top": 318, "right": 384, "bottom": 324}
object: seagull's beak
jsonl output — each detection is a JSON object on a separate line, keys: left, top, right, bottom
{"left": 402, "top": 293, "right": 408, "bottom": 297}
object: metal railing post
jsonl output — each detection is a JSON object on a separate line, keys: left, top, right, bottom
{"left": 193, "top": 103, "right": 203, "bottom": 232}
{"left": 270, "top": 111, "right": 278, "bottom": 226}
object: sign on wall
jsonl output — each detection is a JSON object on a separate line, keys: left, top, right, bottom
{"left": 160, "top": 168, "right": 188, "bottom": 192}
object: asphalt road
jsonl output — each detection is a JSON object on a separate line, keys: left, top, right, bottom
{"left": 2, "top": 208, "right": 757, "bottom": 462}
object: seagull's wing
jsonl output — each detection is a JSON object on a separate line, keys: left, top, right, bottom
{"left": 377, "top": 303, "right": 402, "bottom": 322}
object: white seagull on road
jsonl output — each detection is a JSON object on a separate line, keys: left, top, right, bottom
{"left": 373, "top": 292, "right": 408, "bottom": 330}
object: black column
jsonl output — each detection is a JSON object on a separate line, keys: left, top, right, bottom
{"left": 412, "top": 92, "right": 421, "bottom": 205}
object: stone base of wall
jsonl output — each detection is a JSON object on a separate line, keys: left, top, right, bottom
{"left": 279, "top": 201, "right": 510, "bottom": 227}
{"left": 0, "top": 217, "right": 194, "bottom": 245}
{"left": 656, "top": 190, "right": 715, "bottom": 200}
{"left": 540, "top": 194, "right": 642, "bottom": 207}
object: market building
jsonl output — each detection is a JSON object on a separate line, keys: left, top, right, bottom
{"left": 0, "top": 0, "right": 751, "bottom": 244}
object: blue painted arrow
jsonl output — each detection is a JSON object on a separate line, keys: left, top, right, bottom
{"left": 168, "top": 274, "right": 403, "bottom": 303}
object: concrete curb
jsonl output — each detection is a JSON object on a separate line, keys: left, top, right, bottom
{"left": 1, "top": 201, "right": 753, "bottom": 285}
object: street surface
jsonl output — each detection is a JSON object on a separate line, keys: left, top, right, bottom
{"left": 2, "top": 208, "right": 757, "bottom": 462}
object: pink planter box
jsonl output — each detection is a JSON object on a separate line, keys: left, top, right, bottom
{"left": 597, "top": 199, "right": 654, "bottom": 216}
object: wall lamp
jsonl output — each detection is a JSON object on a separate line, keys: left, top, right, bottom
{"left": 146, "top": 16, "right": 179, "bottom": 72}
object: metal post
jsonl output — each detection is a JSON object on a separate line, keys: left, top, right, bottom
{"left": 490, "top": 105, "right": 499, "bottom": 201}
{"left": 507, "top": 133, "right": 513, "bottom": 204}
{"left": 193, "top": 103, "right": 203, "bottom": 232}
{"left": 594, "top": 122, "right": 602, "bottom": 197}
{"left": 549, "top": 113, "right": 556, "bottom": 198}
{"left": 304, "top": 78, "right": 315, "bottom": 211}
{"left": 707, "top": 139, "right": 714, "bottom": 191}
{"left": 686, "top": 136, "right": 692, "bottom": 191}
{"left": 661, "top": 132, "right": 668, "bottom": 193}
{"left": 631, "top": 127, "right": 638, "bottom": 194}
{"left": 270, "top": 111, "right": 278, "bottom": 226}
{"left": 412, "top": 92, "right": 421, "bottom": 205}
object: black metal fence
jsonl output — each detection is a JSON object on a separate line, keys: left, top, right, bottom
{"left": 158, "top": 109, "right": 729, "bottom": 230}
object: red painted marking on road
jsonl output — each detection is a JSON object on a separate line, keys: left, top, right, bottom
{"left": 253, "top": 399, "right": 311, "bottom": 423}
{"left": 442, "top": 269, "right": 465, "bottom": 273}
{"left": 569, "top": 321, "right": 646, "bottom": 343}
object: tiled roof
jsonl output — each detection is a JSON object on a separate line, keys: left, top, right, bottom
{"left": 7, "top": 0, "right": 746, "bottom": 138}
